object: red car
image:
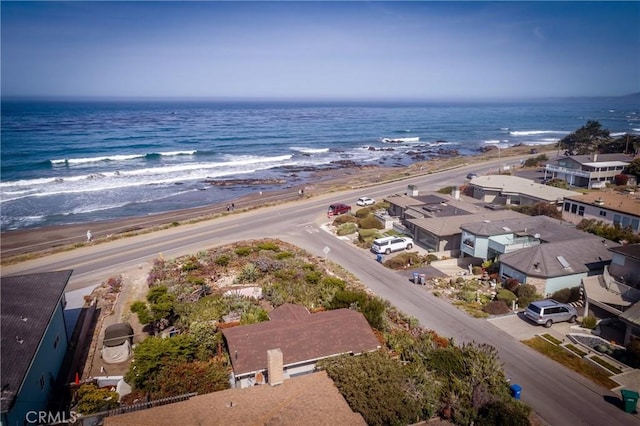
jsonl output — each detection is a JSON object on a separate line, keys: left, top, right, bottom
{"left": 327, "top": 203, "right": 351, "bottom": 217}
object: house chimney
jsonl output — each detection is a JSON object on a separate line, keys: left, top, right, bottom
{"left": 267, "top": 348, "right": 284, "bottom": 386}
{"left": 593, "top": 153, "right": 598, "bottom": 162}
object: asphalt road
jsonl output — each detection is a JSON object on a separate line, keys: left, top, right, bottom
{"left": 3, "top": 157, "right": 637, "bottom": 425}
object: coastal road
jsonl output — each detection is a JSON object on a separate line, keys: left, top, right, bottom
{"left": 3, "top": 156, "right": 635, "bottom": 425}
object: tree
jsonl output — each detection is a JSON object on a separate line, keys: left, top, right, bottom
{"left": 557, "top": 120, "right": 610, "bottom": 155}
{"left": 625, "top": 158, "right": 640, "bottom": 179}
{"left": 150, "top": 359, "right": 230, "bottom": 399}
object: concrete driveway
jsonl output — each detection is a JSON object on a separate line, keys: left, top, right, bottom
{"left": 488, "top": 311, "right": 579, "bottom": 342}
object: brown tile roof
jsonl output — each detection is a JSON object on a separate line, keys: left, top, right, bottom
{"left": 104, "top": 371, "right": 366, "bottom": 426}
{"left": 564, "top": 191, "right": 640, "bottom": 217}
{"left": 222, "top": 306, "right": 380, "bottom": 377}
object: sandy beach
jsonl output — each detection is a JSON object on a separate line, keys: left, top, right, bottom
{"left": 0, "top": 145, "right": 539, "bottom": 262}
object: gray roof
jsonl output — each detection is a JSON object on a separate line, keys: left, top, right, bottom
{"left": 408, "top": 209, "right": 526, "bottom": 237}
{"left": 608, "top": 244, "right": 640, "bottom": 262}
{"left": 1, "top": 270, "right": 72, "bottom": 413}
{"left": 499, "top": 238, "right": 618, "bottom": 278}
{"left": 619, "top": 301, "right": 640, "bottom": 327}
{"left": 558, "top": 153, "right": 634, "bottom": 165}
{"left": 470, "top": 175, "right": 580, "bottom": 202}
{"left": 460, "top": 215, "right": 592, "bottom": 243}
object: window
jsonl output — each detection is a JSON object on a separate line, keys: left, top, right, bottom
{"left": 564, "top": 202, "right": 570, "bottom": 212}
{"left": 622, "top": 216, "right": 631, "bottom": 228}
{"left": 632, "top": 219, "right": 639, "bottom": 231}
{"left": 571, "top": 204, "right": 578, "bottom": 214}
{"left": 614, "top": 214, "right": 622, "bottom": 226}
{"left": 54, "top": 334, "right": 60, "bottom": 349}
{"left": 599, "top": 210, "right": 607, "bottom": 217}
{"left": 578, "top": 206, "right": 584, "bottom": 216}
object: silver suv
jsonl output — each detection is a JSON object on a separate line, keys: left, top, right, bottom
{"left": 524, "top": 299, "right": 577, "bottom": 328}
{"left": 371, "top": 236, "right": 413, "bottom": 255}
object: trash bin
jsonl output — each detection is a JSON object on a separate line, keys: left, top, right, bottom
{"left": 621, "top": 389, "right": 639, "bottom": 413}
{"left": 376, "top": 254, "right": 383, "bottom": 263}
{"left": 418, "top": 274, "right": 426, "bottom": 285}
{"left": 413, "top": 272, "right": 419, "bottom": 283}
{"left": 510, "top": 384, "right": 522, "bottom": 400}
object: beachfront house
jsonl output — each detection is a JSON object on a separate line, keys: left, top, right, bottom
{"left": 498, "top": 238, "right": 617, "bottom": 298}
{"left": 460, "top": 215, "right": 594, "bottom": 261}
{"left": 221, "top": 304, "right": 380, "bottom": 389}
{"left": 562, "top": 190, "right": 640, "bottom": 233}
{"left": 1, "top": 270, "right": 73, "bottom": 426}
{"left": 544, "top": 153, "right": 633, "bottom": 188}
{"left": 467, "top": 174, "right": 580, "bottom": 206}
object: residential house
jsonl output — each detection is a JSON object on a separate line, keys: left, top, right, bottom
{"left": 562, "top": 191, "right": 640, "bottom": 233}
{"left": 544, "top": 153, "right": 633, "bottom": 188}
{"left": 407, "top": 209, "right": 525, "bottom": 254}
{"left": 468, "top": 175, "right": 580, "bottom": 206}
{"left": 103, "top": 371, "right": 366, "bottom": 426}
{"left": 460, "top": 215, "right": 594, "bottom": 261}
{"left": 1, "top": 270, "right": 73, "bottom": 426}
{"left": 498, "top": 238, "right": 617, "bottom": 297}
{"left": 221, "top": 304, "right": 380, "bottom": 389}
{"left": 581, "top": 244, "right": 640, "bottom": 345}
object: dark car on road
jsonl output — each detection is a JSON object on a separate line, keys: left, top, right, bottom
{"left": 327, "top": 203, "right": 351, "bottom": 217}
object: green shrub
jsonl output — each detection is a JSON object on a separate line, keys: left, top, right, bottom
{"left": 495, "top": 289, "right": 517, "bottom": 305}
{"left": 477, "top": 400, "right": 531, "bottom": 426}
{"left": 214, "top": 254, "right": 230, "bottom": 267}
{"left": 382, "top": 252, "right": 422, "bottom": 270}
{"left": 459, "top": 291, "right": 478, "bottom": 303}
{"left": 472, "top": 266, "right": 483, "bottom": 275}
{"left": 337, "top": 222, "right": 358, "bottom": 236}
{"left": 358, "top": 228, "right": 379, "bottom": 242}
{"left": 256, "top": 241, "right": 280, "bottom": 251}
{"left": 426, "top": 254, "right": 438, "bottom": 263}
{"left": 76, "top": 384, "right": 120, "bottom": 414}
{"left": 359, "top": 215, "right": 384, "bottom": 229}
{"left": 482, "top": 300, "right": 511, "bottom": 315}
{"left": 437, "top": 185, "right": 456, "bottom": 194}
{"left": 182, "top": 257, "right": 200, "bottom": 271}
{"left": 234, "top": 246, "right": 252, "bottom": 257}
{"left": 332, "top": 214, "right": 358, "bottom": 226}
{"left": 582, "top": 316, "right": 597, "bottom": 329}
{"left": 515, "top": 284, "right": 540, "bottom": 307}
{"left": 131, "top": 300, "right": 152, "bottom": 325}
{"left": 355, "top": 208, "right": 371, "bottom": 219}
{"left": 551, "top": 286, "right": 581, "bottom": 304}
{"left": 275, "top": 251, "right": 293, "bottom": 259}
{"left": 504, "top": 278, "right": 520, "bottom": 292}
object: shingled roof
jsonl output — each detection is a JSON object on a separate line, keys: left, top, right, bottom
{"left": 460, "top": 215, "right": 591, "bottom": 242}
{"left": 499, "top": 238, "right": 618, "bottom": 278}
{"left": 608, "top": 244, "right": 640, "bottom": 262}
{"left": 222, "top": 304, "right": 380, "bottom": 377}
{"left": 1, "top": 270, "right": 72, "bottom": 413}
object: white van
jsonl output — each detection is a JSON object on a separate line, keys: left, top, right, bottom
{"left": 371, "top": 236, "right": 413, "bottom": 254}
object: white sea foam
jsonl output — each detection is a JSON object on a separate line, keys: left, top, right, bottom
{"left": 290, "top": 147, "right": 330, "bottom": 154}
{"left": 483, "top": 140, "right": 501, "bottom": 144}
{"left": 49, "top": 150, "right": 196, "bottom": 166}
{"left": 509, "top": 130, "right": 569, "bottom": 136}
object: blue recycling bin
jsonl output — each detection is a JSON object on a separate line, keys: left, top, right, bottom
{"left": 413, "top": 272, "right": 419, "bottom": 283}
{"left": 510, "top": 384, "right": 522, "bottom": 400}
{"left": 376, "top": 254, "right": 383, "bottom": 263}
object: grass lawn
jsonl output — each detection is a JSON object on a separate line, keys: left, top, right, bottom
{"left": 523, "top": 336, "right": 618, "bottom": 389}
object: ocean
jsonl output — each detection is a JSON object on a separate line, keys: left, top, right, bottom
{"left": 1, "top": 98, "right": 638, "bottom": 231}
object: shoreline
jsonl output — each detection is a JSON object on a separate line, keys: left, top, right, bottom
{"left": 0, "top": 145, "right": 545, "bottom": 262}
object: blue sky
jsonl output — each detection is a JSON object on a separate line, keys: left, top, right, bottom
{"left": 2, "top": 1, "right": 639, "bottom": 100}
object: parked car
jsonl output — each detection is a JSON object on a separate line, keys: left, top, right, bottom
{"left": 371, "top": 236, "right": 414, "bottom": 255}
{"left": 466, "top": 173, "right": 478, "bottom": 180}
{"left": 356, "top": 197, "right": 376, "bottom": 206}
{"left": 524, "top": 299, "right": 577, "bottom": 328}
{"left": 327, "top": 203, "right": 351, "bottom": 217}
